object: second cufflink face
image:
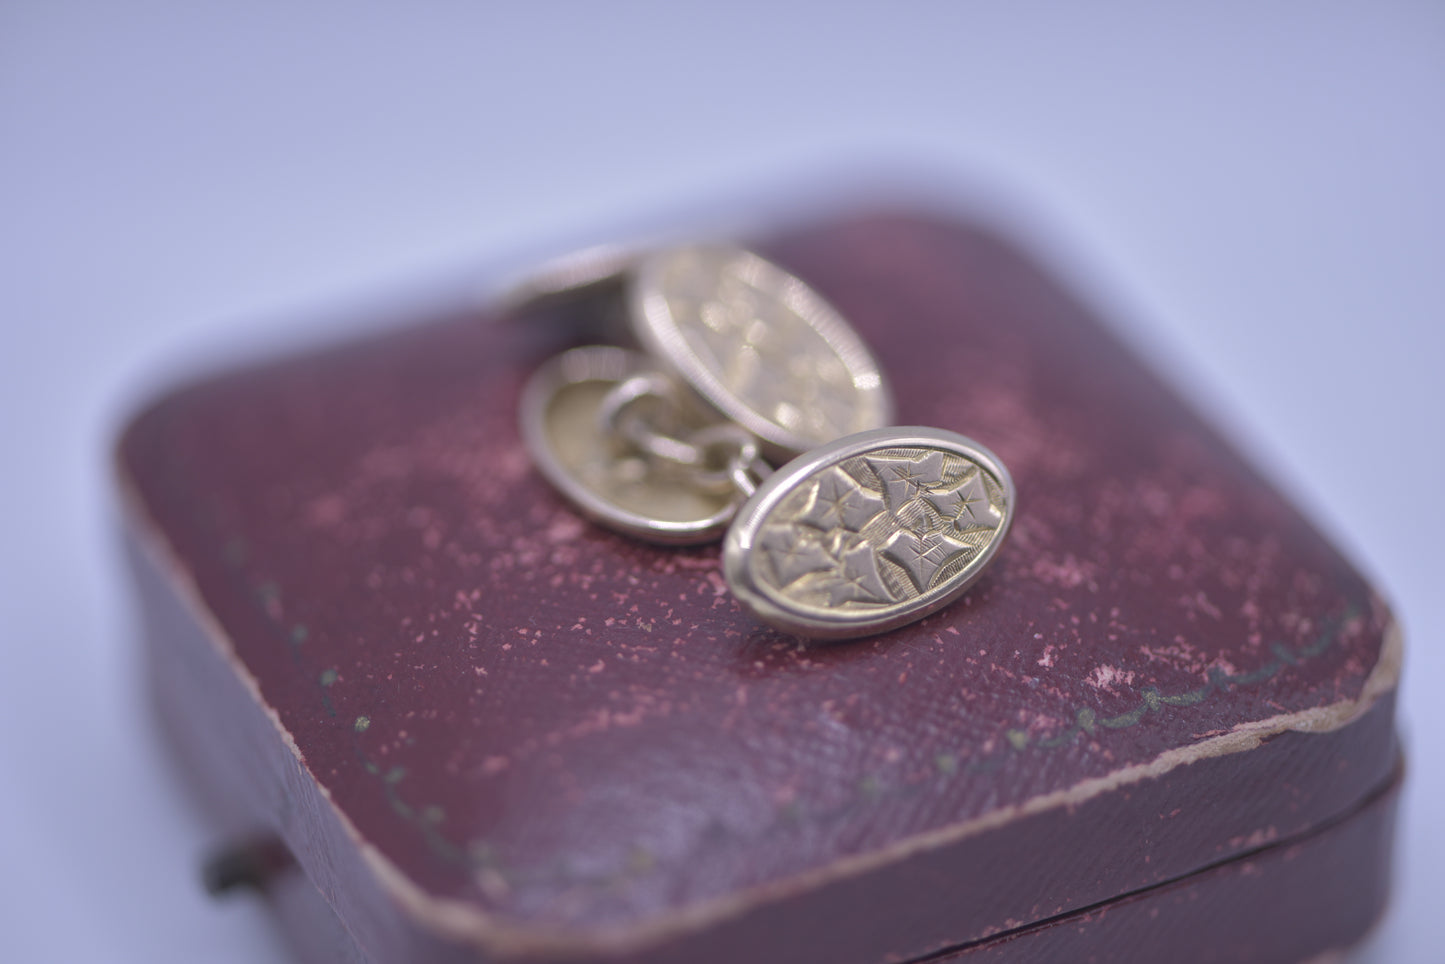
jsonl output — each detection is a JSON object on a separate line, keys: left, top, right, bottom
{"left": 724, "top": 427, "right": 1015, "bottom": 639}
{"left": 629, "top": 245, "right": 894, "bottom": 460}
{"left": 519, "top": 345, "right": 745, "bottom": 545}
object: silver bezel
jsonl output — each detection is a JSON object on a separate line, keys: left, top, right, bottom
{"left": 723, "top": 426, "right": 1016, "bottom": 639}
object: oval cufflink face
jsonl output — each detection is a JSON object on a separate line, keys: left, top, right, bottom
{"left": 630, "top": 245, "right": 894, "bottom": 460}
{"left": 519, "top": 345, "right": 741, "bottom": 544}
{"left": 724, "top": 427, "right": 1015, "bottom": 639}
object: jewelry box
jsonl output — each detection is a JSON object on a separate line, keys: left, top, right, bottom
{"left": 117, "top": 208, "right": 1400, "bottom": 963}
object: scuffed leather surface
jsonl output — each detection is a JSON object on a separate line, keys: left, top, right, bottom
{"left": 931, "top": 761, "right": 1401, "bottom": 963}
{"left": 119, "top": 212, "right": 1396, "bottom": 960}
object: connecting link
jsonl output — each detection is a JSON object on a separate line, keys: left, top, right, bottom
{"left": 597, "top": 374, "right": 771, "bottom": 502}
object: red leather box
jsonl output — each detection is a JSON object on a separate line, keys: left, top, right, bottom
{"left": 117, "top": 210, "right": 1401, "bottom": 963}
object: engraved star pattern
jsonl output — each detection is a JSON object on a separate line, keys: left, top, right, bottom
{"left": 925, "top": 470, "right": 1000, "bottom": 531}
{"left": 882, "top": 527, "right": 971, "bottom": 594}
{"left": 866, "top": 452, "right": 945, "bottom": 510}
{"left": 798, "top": 469, "right": 886, "bottom": 533}
{"left": 820, "top": 539, "right": 893, "bottom": 605}
{"left": 756, "top": 446, "right": 1007, "bottom": 613}
{"left": 759, "top": 526, "right": 836, "bottom": 587}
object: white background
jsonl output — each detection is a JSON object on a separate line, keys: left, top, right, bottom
{"left": 1, "top": 3, "right": 1441, "bottom": 961}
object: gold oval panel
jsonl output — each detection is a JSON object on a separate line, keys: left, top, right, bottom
{"left": 630, "top": 245, "right": 893, "bottom": 460}
{"left": 724, "top": 427, "right": 1015, "bottom": 639}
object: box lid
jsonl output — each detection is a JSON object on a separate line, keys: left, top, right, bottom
{"left": 118, "top": 210, "right": 1400, "bottom": 964}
